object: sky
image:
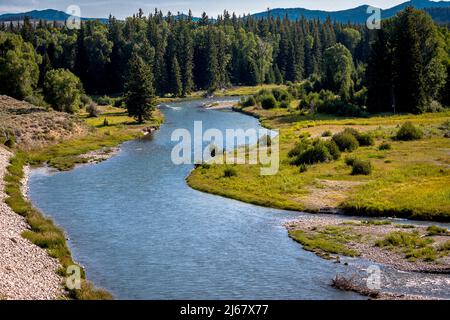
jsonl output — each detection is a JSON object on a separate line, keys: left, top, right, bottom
{"left": 0, "top": 0, "right": 447, "bottom": 18}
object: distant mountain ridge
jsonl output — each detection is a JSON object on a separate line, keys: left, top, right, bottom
{"left": 0, "top": 0, "right": 449, "bottom": 24}
{"left": 252, "top": 0, "right": 450, "bottom": 23}
{"left": 0, "top": 9, "right": 108, "bottom": 23}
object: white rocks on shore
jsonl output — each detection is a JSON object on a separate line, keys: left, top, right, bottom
{"left": 0, "top": 146, "right": 63, "bottom": 300}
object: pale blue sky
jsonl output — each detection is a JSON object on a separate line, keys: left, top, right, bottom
{"left": 0, "top": 0, "right": 447, "bottom": 18}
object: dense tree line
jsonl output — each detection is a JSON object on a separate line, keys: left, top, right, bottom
{"left": 0, "top": 7, "right": 449, "bottom": 117}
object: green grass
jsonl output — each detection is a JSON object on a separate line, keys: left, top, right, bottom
{"left": 375, "top": 231, "right": 437, "bottom": 262}
{"left": 426, "top": 225, "right": 449, "bottom": 236}
{"left": 188, "top": 110, "right": 450, "bottom": 221}
{"left": 288, "top": 226, "right": 360, "bottom": 258}
{"left": 362, "top": 220, "right": 392, "bottom": 226}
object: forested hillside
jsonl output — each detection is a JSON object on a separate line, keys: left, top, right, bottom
{"left": 0, "top": 7, "right": 449, "bottom": 116}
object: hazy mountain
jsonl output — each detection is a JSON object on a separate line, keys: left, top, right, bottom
{"left": 252, "top": 0, "right": 450, "bottom": 23}
{"left": 0, "top": 1, "right": 448, "bottom": 24}
{"left": 0, "top": 9, "right": 108, "bottom": 23}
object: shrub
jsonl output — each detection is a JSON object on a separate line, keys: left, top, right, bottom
{"left": 357, "top": 133, "right": 375, "bottom": 146}
{"left": 24, "top": 94, "right": 49, "bottom": 108}
{"left": 272, "top": 88, "right": 291, "bottom": 102}
{"left": 299, "top": 164, "right": 308, "bottom": 173}
{"left": 345, "top": 155, "right": 357, "bottom": 166}
{"left": 396, "top": 122, "right": 423, "bottom": 141}
{"left": 288, "top": 139, "right": 311, "bottom": 158}
{"left": 86, "top": 102, "right": 101, "bottom": 118}
{"left": 279, "top": 100, "right": 290, "bottom": 109}
{"left": 242, "top": 96, "right": 256, "bottom": 107}
{"left": 4, "top": 135, "right": 15, "bottom": 148}
{"left": 224, "top": 167, "right": 237, "bottom": 177}
{"left": 325, "top": 140, "right": 341, "bottom": 160}
{"left": 44, "top": 69, "right": 83, "bottom": 113}
{"left": 351, "top": 159, "right": 372, "bottom": 175}
{"left": 80, "top": 94, "right": 92, "bottom": 106}
{"left": 332, "top": 132, "right": 359, "bottom": 152}
{"left": 113, "top": 97, "right": 124, "bottom": 108}
{"left": 379, "top": 142, "right": 392, "bottom": 150}
{"left": 260, "top": 94, "right": 277, "bottom": 109}
{"left": 322, "top": 130, "right": 333, "bottom": 137}
{"left": 293, "top": 140, "right": 335, "bottom": 165}
{"left": 426, "top": 225, "right": 449, "bottom": 236}
{"left": 97, "top": 95, "right": 114, "bottom": 106}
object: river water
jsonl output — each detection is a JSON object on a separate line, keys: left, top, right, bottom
{"left": 28, "top": 99, "right": 449, "bottom": 299}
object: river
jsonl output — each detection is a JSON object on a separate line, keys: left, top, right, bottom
{"left": 27, "top": 98, "right": 449, "bottom": 299}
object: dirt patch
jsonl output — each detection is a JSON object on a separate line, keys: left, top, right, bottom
{"left": 299, "top": 179, "right": 364, "bottom": 211}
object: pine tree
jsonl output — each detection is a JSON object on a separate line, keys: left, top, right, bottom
{"left": 124, "top": 54, "right": 156, "bottom": 123}
{"left": 367, "top": 29, "right": 394, "bottom": 113}
{"left": 393, "top": 8, "right": 426, "bottom": 113}
{"left": 21, "top": 16, "right": 34, "bottom": 43}
{"left": 169, "top": 56, "right": 183, "bottom": 97}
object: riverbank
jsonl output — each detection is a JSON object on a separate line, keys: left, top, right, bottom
{"left": 1, "top": 97, "right": 165, "bottom": 299}
{"left": 0, "top": 146, "right": 63, "bottom": 300}
{"left": 285, "top": 216, "right": 450, "bottom": 273}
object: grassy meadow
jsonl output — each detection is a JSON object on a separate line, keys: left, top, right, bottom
{"left": 188, "top": 106, "right": 450, "bottom": 221}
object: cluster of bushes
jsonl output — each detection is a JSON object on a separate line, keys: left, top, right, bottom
{"left": 240, "top": 87, "right": 293, "bottom": 109}
{"left": 285, "top": 78, "right": 367, "bottom": 117}
{"left": 289, "top": 127, "right": 375, "bottom": 175}
{"left": 332, "top": 128, "right": 374, "bottom": 152}
{"left": 289, "top": 138, "right": 341, "bottom": 166}
{"left": 96, "top": 95, "right": 123, "bottom": 107}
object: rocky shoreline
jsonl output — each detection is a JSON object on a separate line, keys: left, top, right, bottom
{"left": 285, "top": 215, "right": 450, "bottom": 299}
{"left": 0, "top": 146, "right": 63, "bottom": 300}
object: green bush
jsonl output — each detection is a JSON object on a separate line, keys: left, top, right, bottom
{"left": 24, "top": 94, "right": 49, "bottom": 108}
{"left": 288, "top": 139, "right": 311, "bottom": 158}
{"left": 396, "top": 122, "right": 423, "bottom": 141}
{"left": 279, "top": 101, "right": 290, "bottom": 108}
{"left": 97, "top": 95, "right": 114, "bottom": 106}
{"left": 379, "top": 142, "right": 392, "bottom": 150}
{"left": 44, "top": 69, "right": 83, "bottom": 113}
{"left": 426, "top": 225, "right": 449, "bottom": 236}
{"left": 345, "top": 155, "right": 357, "bottom": 166}
{"left": 4, "top": 135, "right": 15, "bottom": 148}
{"left": 322, "top": 130, "right": 333, "bottom": 137}
{"left": 357, "top": 133, "right": 375, "bottom": 146}
{"left": 351, "top": 159, "right": 372, "bottom": 175}
{"left": 272, "top": 88, "right": 291, "bottom": 102}
{"left": 242, "top": 96, "right": 256, "bottom": 107}
{"left": 260, "top": 94, "right": 277, "bottom": 109}
{"left": 325, "top": 140, "right": 341, "bottom": 160}
{"left": 299, "top": 164, "right": 308, "bottom": 173}
{"left": 332, "top": 132, "right": 359, "bottom": 152}
{"left": 80, "top": 94, "right": 92, "bottom": 106}
{"left": 224, "top": 167, "right": 237, "bottom": 177}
